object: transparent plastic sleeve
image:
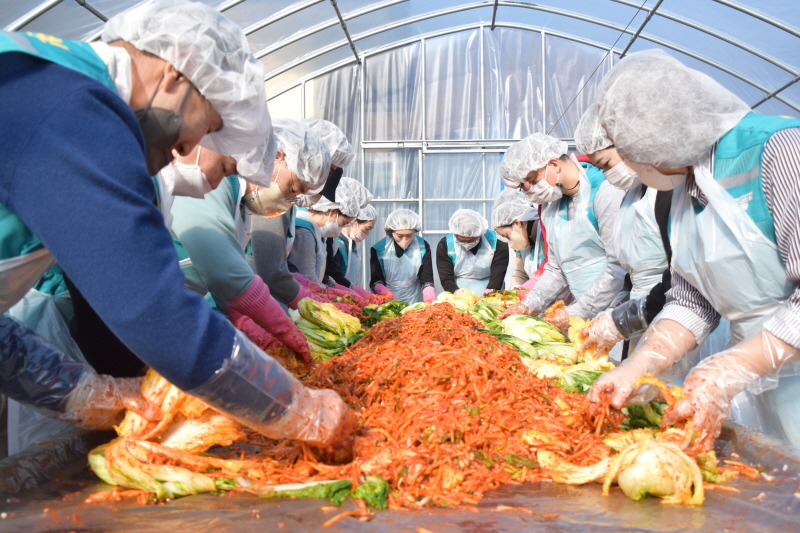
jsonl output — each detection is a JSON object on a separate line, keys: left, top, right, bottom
{"left": 188, "top": 330, "right": 354, "bottom": 447}
{"left": 611, "top": 296, "right": 650, "bottom": 339}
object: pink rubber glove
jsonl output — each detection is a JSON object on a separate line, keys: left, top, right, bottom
{"left": 520, "top": 275, "right": 539, "bottom": 291}
{"left": 373, "top": 284, "right": 396, "bottom": 300}
{"left": 228, "top": 310, "right": 286, "bottom": 352}
{"left": 579, "top": 310, "right": 624, "bottom": 355}
{"left": 293, "top": 272, "right": 328, "bottom": 297}
{"left": 423, "top": 286, "right": 436, "bottom": 303}
{"left": 483, "top": 289, "right": 493, "bottom": 295}
{"left": 287, "top": 284, "right": 320, "bottom": 310}
{"left": 226, "top": 275, "right": 312, "bottom": 365}
{"left": 332, "top": 302, "right": 362, "bottom": 317}
{"left": 350, "top": 284, "right": 373, "bottom": 301}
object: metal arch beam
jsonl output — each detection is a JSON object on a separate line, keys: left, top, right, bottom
{"left": 253, "top": 0, "right": 406, "bottom": 59}
{"left": 74, "top": 0, "right": 107, "bottom": 22}
{"left": 608, "top": 0, "right": 799, "bottom": 76}
{"left": 244, "top": 0, "right": 326, "bottom": 37}
{"left": 712, "top": 0, "right": 800, "bottom": 40}
{"left": 490, "top": 0, "right": 499, "bottom": 31}
{"left": 619, "top": 0, "right": 664, "bottom": 58}
{"left": 4, "top": 0, "right": 64, "bottom": 31}
{"left": 218, "top": 0, "right": 249, "bottom": 12}
{"left": 261, "top": 2, "right": 800, "bottom": 113}
{"left": 751, "top": 74, "right": 800, "bottom": 110}
{"left": 330, "top": 0, "right": 361, "bottom": 65}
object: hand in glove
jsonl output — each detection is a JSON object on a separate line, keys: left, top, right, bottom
{"left": 293, "top": 273, "right": 327, "bottom": 297}
{"left": 63, "top": 373, "right": 160, "bottom": 430}
{"left": 329, "top": 283, "right": 369, "bottom": 306}
{"left": 373, "top": 284, "right": 396, "bottom": 300}
{"left": 261, "top": 387, "right": 358, "bottom": 447}
{"left": 543, "top": 306, "right": 570, "bottom": 334}
{"left": 663, "top": 330, "right": 800, "bottom": 452}
{"left": 483, "top": 289, "right": 493, "bottom": 295}
{"left": 588, "top": 319, "right": 697, "bottom": 409}
{"left": 350, "top": 284, "right": 373, "bottom": 301}
{"left": 332, "top": 302, "right": 362, "bottom": 317}
{"left": 520, "top": 275, "right": 539, "bottom": 291}
{"left": 226, "top": 275, "right": 312, "bottom": 365}
{"left": 228, "top": 310, "right": 313, "bottom": 367}
{"left": 579, "top": 310, "right": 624, "bottom": 355}
{"left": 498, "top": 302, "right": 531, "bottom": 319}
{"left": 423, "top": 286, "right": 436, "bottom": 303}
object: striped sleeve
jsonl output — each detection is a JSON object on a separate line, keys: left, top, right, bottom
{"left": 761, "top": 127, "right": 800, "bottom": 348}
{"left": 659, "top": 269, "right": 721, "bottom": 344}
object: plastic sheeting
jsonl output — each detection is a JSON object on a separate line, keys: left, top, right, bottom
{"left": 0, "top": 422, "right": 798, "bottom": 532}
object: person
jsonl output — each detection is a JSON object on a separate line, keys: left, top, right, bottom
{"left": 67, "top": 143, "right": 243, "bottom": 377}
{"left": 370, "top": 209, "right": 435, "bottom": 304}
{"left": 249, "top": 121, "right": 359, "bottom": 310}
{"left": 492, "top": 189, "right": 547, "bottom": 290}
{"left": 572, "top": 104, "right": 671, "bottom": 358}
{"left": 0, "top": 0, "right": 353, "bottom": 447}
{"left": 169, "top": 132, "right": 317, "bottom": 365}
{"left": 436, "top": 209, "right": 508, "bottom": 294}
{"left": 497, "top": 133, "right": 626, "bottom": 330}
{"left": 288, "top": 183, "right": 361, "bottom": 285}
{"left": 588, "top": 49, "right": 800, "bottom": 449}
{"left": 325, "top": 194, "right": 378, "bottom": 300}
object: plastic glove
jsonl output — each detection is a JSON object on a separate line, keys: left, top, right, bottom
{"left": 226, "top": 275, "right": 312, "bottom": 365}
{"left": 588, "top": 319, "right": 697, "bottom": 409}
{"left": 350, "top": 284, "right": 373, "bottom": 301}
{"left": 498, "top": 302, "right": 531, "bottom": 319}
{"left": 579, "top": 310, "right": 624, "bottom": 355}
{"left": 189, "top": 330, "right": 356, "bottom": 447}
{"left": 663, "top": 330, "right": 800, "bottom": 452}
{"left": 544, "top": 306, "right": 570, "bottom": 334}
{"left": 62, "top": 373, "right": 160, "bottom": 430}
{"left": 374, "top": 284, "right": 396, "bottom": 300}
{"left": 423, "top": 286, "right": 436, "bottom": 303}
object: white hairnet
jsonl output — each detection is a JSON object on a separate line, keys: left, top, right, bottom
{"left": 596, "top": 49, "right": 751, "bottom": 167}
{"left": 310, "top": 178, "right": 368, "bottom": 218}
{"left": 234, "top": 133, "right": 277, "bottom": 186}
{"left": 357, "top": 204, "right": 377, "bottom": 221}
{"left": 103, "top": 0, "right": 271, "bottom": 156}
{"left": 384, "top": 209, "right": 421, "bottom": 233}
{"left": 574, "top": 104, "right": 613, "bottom": 156}
{"left": 499, "top": 133, "right": 568, "bottom": 188}
{"left": 302, "top": 118, "right": 355, "bottom": 168}
{"left": 492, "top": 188, "right": 530, "bottom": 212}
{"left": 272, "top": 118, "right": 331, "bottom": 193}
{"left": 448, "top": 209, "right": 488, "bottom": 238}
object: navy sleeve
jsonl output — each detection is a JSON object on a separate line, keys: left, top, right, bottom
{"left": 0, "top": 53, "right": 232, "bottom": 390}
{"left": 436, "top": 237, "right": 459, "bottom": 293}
{"left": 419, "top": 241, "right": 435, "bottom": 288}
{"left": 487, "top": 240, "right": 509, "bottom": 291}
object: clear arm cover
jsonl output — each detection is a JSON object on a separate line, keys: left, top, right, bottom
{"left": 565, "top": 262, "right": 627, "bottom": 319}
{"left": 612, "top": 295, "right": 650, "bottom": 339}
{"left": 0, "top": 317, "right": 154, "bottom": 430}
{"left": 520, "top": 262, "right": 568, "bottom": 315}
{"left": 663, "top": 330, "right": 800, "bottom": 450}
{"left": 587, "top": 318, "right": 698, "bottom": 408}
{"left": 188, "top": 329, "right": 354, "bottom": 447}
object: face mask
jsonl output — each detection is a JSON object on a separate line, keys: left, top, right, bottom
{"left": 508, "top": 227, "right": 529, "bottom": 251}
{"left": 457, "top": 240, "right": 479, "bottom": 251}
{"left": 603, "top": 162, "right": 641, "bottom": 191}
{"left": 627, "top": 162, "right": 687, "bottom": 191}
{"left": 351, "top": 228, "right": 369, "bottom": 243}
{"left": 525, "top": 166, "right": 563, "bottom": 204}
{"left": 135, "top": 74, "right": 190, "bottom": 175}
{"left": 242, "top": 166, "right": 293, "bottom": 217}
{"left": 394, "top": 237, "right": 412, "bottom": 250}
{"left": 321, "top": 213, "right": 342, "bottom": 238}
{"left": 169, "top": 147, "right": 212, "bottom": 198}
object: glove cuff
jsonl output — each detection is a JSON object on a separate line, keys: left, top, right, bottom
{"left": 611, "top": 297, "right": 649, "bottom": 339}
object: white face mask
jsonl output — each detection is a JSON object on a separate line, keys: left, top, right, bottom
{"left": 508, "top": 226, "right": 529, "bottom": 251}
{"left": 168, "top": 147, "right": 212, "bottom": 199}
{"left": 457, "top": 240, "right": 479, "bottom": 251}
{"left": 321, "top": 212, "right": 342, "bottom": 238}
{"left": 394, "top": 236, "right": 412, "bottom": 250}
{"left": 603, "top": 162, "right": 641, "bottom": 190}
{"left": 627, "top": 162, "right": 686, "bottom": 191}
{"left": 524, "top": 166, "right": 563, "bottom": 204}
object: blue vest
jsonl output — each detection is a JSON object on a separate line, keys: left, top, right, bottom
{"left": 445, "top": 231, "right": 497, "bottom": 265}
{"left": 335, "top": 236, "right": 350, "bottom": 274}
{"left": 711, "top": 113, "right": 800, "bottom": 244}
{"left": 0, "top": 32, "right": 118, "bottom": 294}
{"left": 556, "top": 162, "right": 604, "bottom": 231}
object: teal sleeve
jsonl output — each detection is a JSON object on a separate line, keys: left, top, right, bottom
{"left": 170, "top": 180, "right": 253, "bottom": 309}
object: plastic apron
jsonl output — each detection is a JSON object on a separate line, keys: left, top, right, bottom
{"left": 295, "top": 208, "right": 327, "bottom": 283}
{"left": 153, "top": 172, "right": 175, "bottom": 229}
{"left": 378, "top": 236, "right": 424, "bottom": 304}
{"left": 670, "top": 150, "right": 800, "bottom": 444}
{"left": 616, "top": 185, "right": 669, "bottom": 300}
{"left": 450, "top": 234, "right": 495, "bottom": 294}
{"left": 233, "top": 177, "right": 251, "bottom": 251}
{"left": 285, "top": 206, "right": 297, "bottom": 256}
{"left": 541, "top": 158, "right": 607, "bottom": 299}
{"left": 342, "top": 238, "right": 361, "bottom": 286}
